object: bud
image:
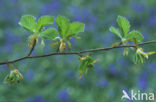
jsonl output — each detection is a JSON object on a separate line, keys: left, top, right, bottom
{"left": 123, "top": 48, "right": 129, "bottom": 56}
{"left": 137, "top": 48, "right": 148, "bottom": 59}
{"left": 79, "top": 54, "right": 98, "bottom": 78}
{"left": 28, "top": 34, "right": 38, "bottom": 50}
{"left": 59, "top": 40, "right": 66, "bottom": 52}
{"left": 4, "top": 69, "right": 23, "bottom": 85}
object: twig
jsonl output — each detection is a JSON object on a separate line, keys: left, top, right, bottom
{"left": 0, "top": 40, "right": 156, "bottom": 65}
{"left": 28, "top": 39, "right": 36, "bottom": 56}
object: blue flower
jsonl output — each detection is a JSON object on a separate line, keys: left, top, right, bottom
{"left": 3, "top": 42, "right": 12, "bottom": 53}
{"left": 103, "top": 32, "right": 114, "bottom": 45}
{"left": 108, "top": 64, "right": 118, "bottom": 75}
{"left": 146, "top": 63, "right": 156, "bottom": 71}
{"left": 94, "top": 65, "right": 103, "bottom": 76}
{"left": 25, "top": 69, "right": 34, "bottom": 81}
{"left": 118, "top": 58, "right": 129, "bottom": 67}
{"left": 148, "top": 16, "right": 156, "bottom": 27}
{"left": 34, "top": 96, "right": 44, "bottom": 102}
{"left": 40, "top": 1, "right": 61, "bottom": 14}
{"left": 97, "top": 79, "right": 108, "bottom": 88}
{"left": 25, "top": 96, "right": 44, "bottom": 102}
{"left": 132, "top": 3, "right": 145, "bottom": 13}
{"left": 138, "top": 71, "right": 148, "bottom": 91}
{"left": 66, "top": 70, "right": 74, "bottom": 78}
{"left": 57, "top": 89, "right": 71, "bottom": 102}
{"left": 25, "top": 97, "right": 34, "bottom": 102}
{"left": 5, "top": 29, "right": 20, "bottom": 43}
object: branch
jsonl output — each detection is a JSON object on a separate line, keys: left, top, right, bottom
{"left": 27, "top": 39, "right": 36, "bottom": 56}
{"left": 0, "top": 40, "right": 156, "bottom": 65}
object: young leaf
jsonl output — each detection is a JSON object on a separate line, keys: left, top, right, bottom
{"left": 40, "top": 39, "right": 45, "bottom": 48}
{"left": 79, "top": 55, "right": 98, "bottom": 77}
{"left": 36, "top": 16, "right": 54, "bottom": 32}
{"left": 109, "top": 26, "right": 122, "bottom": 39}
{"left": 59, "top": 40, "right": 66, "bottom": 52}
{"left": 67, "top": 41, "right": 72, "bottom": 50}
{"left": 39, "top": 28, "right": 58, "bottom": 39}
{"left": 126, "top": 30, "right": 143, "bottom": 43}
{"left": 19, "top": 15, "right": 36, "bottom": 33}
{"left": 117, "top": 16, "right": 130, "bottom": 37}
{"left": 55, "top": 16, "right": 70, "bottom": 38}
{"left": 68, "top": 22, "right": 85, "bottom": 36}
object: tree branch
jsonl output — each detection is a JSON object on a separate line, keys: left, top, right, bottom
{"left": 27, "top": 39, "right": 36, "bottom": 56}
{"left": 0, "top": 40, "right": 156, "bottom": 65}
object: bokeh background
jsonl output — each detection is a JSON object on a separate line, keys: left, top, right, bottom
{"left": 0, "top": 0, "right": 156, "bottom": 102}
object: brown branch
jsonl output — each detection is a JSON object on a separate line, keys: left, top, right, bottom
{"left": 28, "top": 39, "right": 36, "bottom": 56}
{"left": 0, "top": 40, "right": 156, "bottom": 65}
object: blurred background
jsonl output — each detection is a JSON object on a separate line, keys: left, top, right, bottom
{"left": 0, "top": 0, "right": 156, "bottom": 102}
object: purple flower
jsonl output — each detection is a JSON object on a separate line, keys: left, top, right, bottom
{"left": 25, "top": 98, "right": 34, "bottom": 102}
{"left": 146, "top": 63, "right": 156, "bottom": 71}
{"left": 94, "top": 65, "right": 103, "bottom": 76}
{"left": 108, "top": 64, "right": 117, "bottom": 75}
{"left": 10, "top": 0, "right": 18, "bottom": 4}
{"left": 4, "top": 29, "right": 20, "bottom": 43}
{"left": 97, "top": 79, "right": 108, "bottom": 88}
{"left": 66, "top": 70, "right": 74, "bottom": 78}
{"left": 3, "top": 42, "right": 12, "bottom": 53}
{"left": 25, "top": 96, "right": 44, "bottom": 102}
{"left": 57, "top": 90, "right": 71, "bottom": 102}
{"left": 148, "top": 16, "right": 156, "bottom": 27}
{"left": 103, "top": 32, "right": 114, "bottom": 45}
{"left": 118, "top": 58, "right": 129, "bottom": 67}
{"left": 25, "top": 69, "right": 34, "bottom": 81}
{"left": 34, "top": 96, "right": 44, "bottom": 102}
{"left": 138, "top": 71, "right": 148, "bottom": 90}
{"left": 132, "top": 3, "right": 145, "bottom": 13}
{"left": 40, "top": 1, "right": 61, "bottom": 14}
{"left": 0, "top": 1, "right": 6, "bottom": 9}
{"left": 142, "top": 32, "right": 149, "bottom": 41}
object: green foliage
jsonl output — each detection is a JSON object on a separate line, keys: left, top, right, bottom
{"left": 19, "top": 15, "right": 36, "bottom": 33}
{"left": 39, "top": 28, "right": 58, "bottom": 39}
{"left": 126, "top": 30, "right": 143, "bottom": 43}
{"left": 19, "top": 15, "right": 54, "bottom": 34}
{"left": 54, "top": 16, "right": 85, "bottom": 51}
{"left": 68, "top": 22, "right": 84, "bottom": 38}
{"left": 110, "top": 15, "right": 143, "bottom": 43}
{"left": 4, "top": 69, "right": 23, "bottom": 85}
{"left": 55, "top": 16, "right": 70, "bottom": 38}
{"left": 36, "top": 16, "right": 54, "bottom": 32}
{"left": 19, "top": 15, "right": 84, "bottom": 51}
{"left": 56, "top": 16, "right": 85, "bottom": 40}
{"left": 134, "top": 53, "right": 145, "bottom": 64}
{"left": 79, "top": 55, "right": 98, "bottom": 77}
{"left": 109, "top": 26, "right": 122, "bottom": 39}
{"left": 3, "top": 14, "right": 156, "bottom": 87}
{"left": 117, "top": 15, "right": 130, "bottom": 37}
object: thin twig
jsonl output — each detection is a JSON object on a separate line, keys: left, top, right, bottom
{"left": 0, "top": 40, "right": 156, "bottom": 65}
{"left": 28, "top": 39, "right": 36, "bottom": 56}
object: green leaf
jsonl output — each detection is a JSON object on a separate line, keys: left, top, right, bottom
{"left": 117, "top": 15, "right": 130, "bottom": 37}
{"left": 109, "top": 26, "right": 122, "bottom": 39}
{"left": 39, "top": 28, "right": 58, "bottom": 39}
{"left": 19, "top": 15, "right": 36, "bottom": 33}
{"left": 55, "top": 16, "right": 70, "bottom": 38}
{"left": 69, "top": 22, "right": 85, "bottom": 36}
{"left": 79, "top": 61, "right": 88, "bottom": 73}
{"left": 67, "top": 41, "right": 72, "bottom": 50}
{"left": 126, "top": 30, "right": 143, "bottom": 43}
{"left": 3, "top": 75, "right": 10, "bottom": 84}
{"left": 40, "top": 39, "right": 45, "bottom": 48}
{"left": 36, "top": 16, "right": 54, "bottom": 32}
